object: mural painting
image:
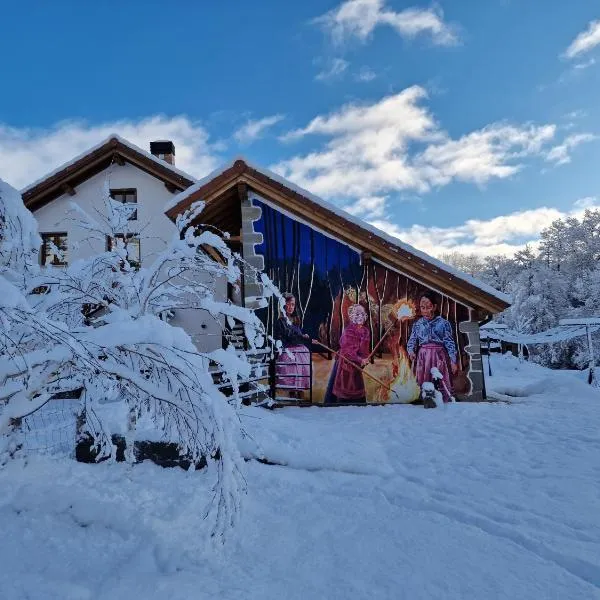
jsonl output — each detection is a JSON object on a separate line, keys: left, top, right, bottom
{"left": 251, "top": 196, "right": 474, "bottom": 404}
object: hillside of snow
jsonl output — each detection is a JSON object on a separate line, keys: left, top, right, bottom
{"left": 2, "top": 354, "right": 600, "bottom": 599}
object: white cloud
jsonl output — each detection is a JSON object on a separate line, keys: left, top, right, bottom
{"left": 574, "top": 196, "right": 598, "bottom": 209}
{"left": 368, "top": 199, "right": 600, "bottom": 258}
{"left": 562, "top": 109, "right": 587, "bottom": 121}
{"left": 314, "top": 0, "right": 459, "bottom": 46}
{"left": 274, "top": 86, "right": 557, "bottom": 199}
{"left": 0, "top": 116, "right": 219, "bottom": 189}
{"left": 574, "top": 57, "right": 596, "bottom": 70}
{"left": 416, "top": 123, "right": 556, "bottom": 186}
{"left": 545, "top": 132, "right": 597, "bottom": 166}
{"left": 355, "top": 67, "right": 377, "bottom": 82}
{"left": 564, "top": 20, "right": 600, "bottom": 59}
{"left": 315, "top": 58, "right": 350, "bottom": 81}
{"left": 561, "top": 109, "right": 587, "bottom": 130}
{"left": 344, "top": 195, "right": 387, "bottom": 218}
{"left": 233, "top": 114, "right": 285, "bottom": 144}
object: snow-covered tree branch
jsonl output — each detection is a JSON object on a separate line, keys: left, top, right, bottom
{"left": 0, "top": 177, "right": 278, "bottom": 539}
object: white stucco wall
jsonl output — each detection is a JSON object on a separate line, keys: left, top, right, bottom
{"left": 32, "top": 162, "right": 225, "bottom": 352}
{"left": 34, "top": 163, "right": 179, "bottom": 261}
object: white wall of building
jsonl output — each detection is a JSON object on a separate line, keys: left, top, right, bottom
{"left": 34, "top": 163, "right": 178, "bottom": 261}
{"left": 32, "top": 161, "right": 225, "bottom": 352}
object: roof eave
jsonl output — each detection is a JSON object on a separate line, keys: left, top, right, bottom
{"left": 165, "top": 159, "right": 247, "bottom": 219}
{"left": 23, "top": 137, "right": 196, "bottom": 211}
{"left": 164, "top": 159, "right": 510, "bottom": 314}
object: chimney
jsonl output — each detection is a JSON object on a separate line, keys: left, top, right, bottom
{"left": 150, "top": 140, "right": 175, "bottom": 165}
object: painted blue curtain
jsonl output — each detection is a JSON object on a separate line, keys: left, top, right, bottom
{"left": 253, "top": 198, "right": 362, "bottom": 339}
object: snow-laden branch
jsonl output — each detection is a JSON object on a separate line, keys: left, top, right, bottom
{"left": 0, "top": 178, "right": 280, "bottom": 541}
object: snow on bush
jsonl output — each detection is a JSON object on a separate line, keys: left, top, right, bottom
{"left": 0, "top": 177, "right": 278, "bottom": 539}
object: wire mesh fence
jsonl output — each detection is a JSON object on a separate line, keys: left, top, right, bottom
{"left": 19, "top": 400, "right": 80, "bottom": 458}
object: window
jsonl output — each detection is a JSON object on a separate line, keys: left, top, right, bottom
{"left": 41, "top": 232, "right": 68, "bottom": 266}
{"left": 107, "top": 234, "right": 141, "bottom": 269}
{"left": 31, "top": 285, "right": 50, "bottom": 295}
{"left": 110, "top": 188, "right": 137, "bottom": 221}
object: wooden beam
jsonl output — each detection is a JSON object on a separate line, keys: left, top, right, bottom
{"left": 25, "top": 154, "right": 114, "bottom": 210}
{"left": 203, "top": 201, "right": 237, "bottom": 222}
{"left": 166, "top": 171, "right": 241, "bottom": 219}
{"left": 114, "top": 153, "right": 126, "bottom": 166}
{"left": 172, "top": 167, "right": 508, "bottom": 315}
{"left": 199, "top": 194, "right": 241, "bottom": 230}
{"left": 224, "top": 235, "right": 241, "bottom": 244}
{"left": 60, "top": 182, "right": 76, "bottom": 196}
{"left": 237, "top": 181, "right": 248, "bottom": 203}
{"left": 165, "top": 182, "right": 178, "bottom": 193}
{"left": 124, "top": 154, "right": 189, "bottom": 191}
{"left": 201, "top": 243, "right": 225, "bottom": 264}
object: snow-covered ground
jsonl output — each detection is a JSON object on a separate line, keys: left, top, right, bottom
{"left": 2, "top": 355, "right": 600, "bottom": 599}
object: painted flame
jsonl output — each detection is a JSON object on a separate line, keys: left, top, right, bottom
{"left": 375, "top": 299, "right": 419, "bottom": 403}
{"left": 393, "top": 299, "right": 416, "bottom": 321}
{"left": 389, "top": 348, "right": 420, "bottom": 403}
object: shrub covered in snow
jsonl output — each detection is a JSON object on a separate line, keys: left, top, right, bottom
{"left": 0, "top": 177, "right": 278, "bottom": 539}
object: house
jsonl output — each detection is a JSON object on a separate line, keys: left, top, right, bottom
{"left": 23, "top": 136, "right": 195, "bottom": 264}
{"left": 165, "top": 158, "right": 510, "bottom": 403}
{"left": 22, "top": 137, "right": 510, "bottom": 404}
{"left": 21, "top": 135, "right": 225, "bottom": 352}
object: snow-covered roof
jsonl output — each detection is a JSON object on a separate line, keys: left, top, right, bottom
{"left": 164, "top": 156, "right": 247, "bottom": 212}
{"left": 559, "top": 317, "right": 600, "bottom": 326}
{"left": 166, "top": 157, "right": 511, "bottom": 308}
{"left": 22, "top": 134, "right": 197, "bottom": 194}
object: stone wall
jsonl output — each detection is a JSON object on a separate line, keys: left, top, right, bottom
{"left": 459, "top": 320, "right": 485, "bottom": 402}
{"left": 240, "top": 196, "right": 265, "bottom": 309}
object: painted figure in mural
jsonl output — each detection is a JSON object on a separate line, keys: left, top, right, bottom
{"left": 325, "top": 303, "right": 371, "bottom": 403}
{"left": 407, "top": 291, "right": 458, "bottom": 403}
{"left": 274, "top": 293, "right": 311, "bottom": 399}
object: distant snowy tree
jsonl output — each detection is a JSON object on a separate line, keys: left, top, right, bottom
{"left": 438, "top": 252, "right": 485, "bottom": 277}
{"left": 0, "top": 178, "right": 277, "bottom": 539}
{"left": 438, "top": 251, "right": 519, "bottom": 294}
{"left": 470, "top": 211, "right": 600, "bottom": 369}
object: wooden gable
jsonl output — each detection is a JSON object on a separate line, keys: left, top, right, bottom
{"left": 22, "top": 136, "right": 196, "bottom": 212}
{"left": 165, "top": 160, "right": 510, "bottom": 318}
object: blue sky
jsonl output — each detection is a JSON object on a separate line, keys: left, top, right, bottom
{"left": 2, "top": 0, "right": 600, "bottom": 257}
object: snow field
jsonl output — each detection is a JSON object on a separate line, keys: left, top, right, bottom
{"left": 2, "top": 355, "right": 600, "bottom": 599}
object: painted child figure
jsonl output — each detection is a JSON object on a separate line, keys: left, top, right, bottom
{"left": 329, "top": 304, "right": 371, "bottom": 403}
{"left": 407, "top": 291, "right": 458, "bottom": 404}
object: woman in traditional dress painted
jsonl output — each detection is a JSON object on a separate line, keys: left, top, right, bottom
{"left": 274, "top": 293, "right": 311, "bottom": 399}
{"left": 407, "top": 291, "right": 458, "bottom": 403}
{"left": 325, "top": 304, "right": 371, "bottom": 404}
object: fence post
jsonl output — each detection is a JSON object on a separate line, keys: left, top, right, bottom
{"left": 269, "top": 354, "right": 277, "bottom": 403}
{"left": 587, "top": 325, "right": 596, "bottom": 386}
{"left": 309, "top": 349, "right": 313, "bottom": 405}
